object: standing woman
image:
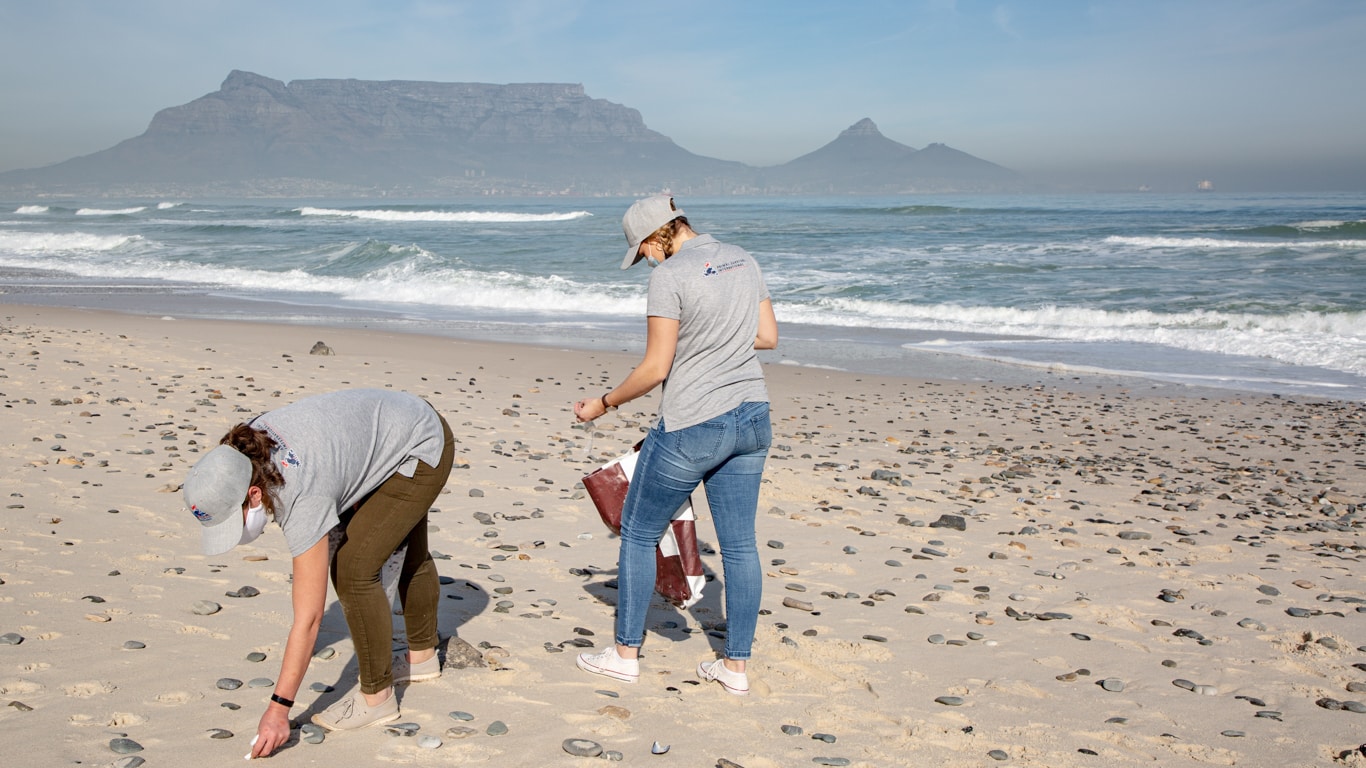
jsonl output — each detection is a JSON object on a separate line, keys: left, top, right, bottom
{"left": 183, "top": 388, "right": 454, "bottom": 757}
{"left": 573, "top": 196, "right": 778, "bottom": 696}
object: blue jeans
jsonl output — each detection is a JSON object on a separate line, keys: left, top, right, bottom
{"left": 615, "top": 401, "right": 772, "bottom": 660}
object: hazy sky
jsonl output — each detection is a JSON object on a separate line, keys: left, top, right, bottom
{"left": 2, "top": 0, "right": 1364, "bottom": 188}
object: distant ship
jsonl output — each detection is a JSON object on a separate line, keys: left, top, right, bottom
{"left": 1197, "top": 180, "right": 1214, "bottom": 191}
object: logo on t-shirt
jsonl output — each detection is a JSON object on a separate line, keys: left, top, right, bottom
{"left": 703, "top": 259, "right": 746, "bottom": 277}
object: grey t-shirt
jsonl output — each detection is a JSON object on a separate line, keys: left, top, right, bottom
{"left": 249, "top": 388, "right": 445, "bottom": 557}
{"left": 646, "top": 233, "right": 771, "bottom": 431}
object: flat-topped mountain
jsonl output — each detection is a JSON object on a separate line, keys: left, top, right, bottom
{"left": 0, "top": 72, "right": 1019, "bottom": 196}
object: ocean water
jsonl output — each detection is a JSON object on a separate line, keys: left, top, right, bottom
{"left": 2, "top": 193, "right": 1364, "bottom": 400}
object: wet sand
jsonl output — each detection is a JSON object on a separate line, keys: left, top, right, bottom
{"left": 1, "top": 304, "right": 1363, "bottom": 767}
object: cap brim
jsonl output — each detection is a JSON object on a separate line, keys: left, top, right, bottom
{"left": 621, "top": 242, "right": 644, "bottom": 270}
{"left": 201, "top": 512, "right": 245, "bottom": 556}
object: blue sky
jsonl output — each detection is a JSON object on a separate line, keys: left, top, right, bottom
{"left": 2, "top": 0, "right": 1364, "bottom": 187}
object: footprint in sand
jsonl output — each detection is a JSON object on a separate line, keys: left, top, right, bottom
{"left": 64, "top": 681, "right": 117, "bottom": 697}
{"left": 21, "top": 662, "right": 51, "bottom": 672}
{"left": 0, "top": 679, "right": 46, "bottom": 696}
{"left": 154, "top": 690, "right": 203, "bottom": 705}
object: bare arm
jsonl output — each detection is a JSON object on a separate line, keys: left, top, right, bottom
{"left": 575, "top": 315, "right": 679, "bottom": 422}
{"left": 250, "top": 536, "right": 330, "bottom": 758}
{"left": 754, "top": 298, "right": 778, "bottom": 350}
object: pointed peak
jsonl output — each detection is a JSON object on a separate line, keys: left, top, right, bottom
{"left": 839, "top": 118, "right": 882, "bottom": 138}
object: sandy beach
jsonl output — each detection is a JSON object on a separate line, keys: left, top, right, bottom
{"left": 1, "top": 302, "right": 1362, "bottom": 768}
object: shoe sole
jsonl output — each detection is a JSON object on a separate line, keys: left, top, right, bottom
{"left": 697, "top": 662, "right": 750, "bottom": 696}
{"left": 396, "top": 671, "right": 441, "bottom": 684}
{"left": 576, "top": 654, "right": 638, "bottom": 683}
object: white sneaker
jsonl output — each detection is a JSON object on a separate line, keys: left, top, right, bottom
{"left": 576, "top": 646, "right": 639, "bottom": 683}
{"left": 393, "top": 651, "right": 441, "bottom": 684}
{"left": 698, "top": 658, "right": 749, "bottom": 696}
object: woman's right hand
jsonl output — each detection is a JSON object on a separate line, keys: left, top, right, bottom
{"left": 573, "top": 397, "right": 606, "bottom": 423}
{"left": 250, "top": 706, "right": 292, "bottom": 758}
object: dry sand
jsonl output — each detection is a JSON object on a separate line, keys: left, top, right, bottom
{"left": 1, "top": 303, "right": 1363, "bottom": 768}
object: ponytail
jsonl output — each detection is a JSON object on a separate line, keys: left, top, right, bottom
{"left": 219, "top": 424, "right": 284, "bottom": 516}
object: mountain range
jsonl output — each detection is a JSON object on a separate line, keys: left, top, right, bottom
{"left": 0, "top": 70, "right": 1020, "bottom": 197}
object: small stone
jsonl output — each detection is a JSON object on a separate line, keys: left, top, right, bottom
{"left": 767, "top": 540, "right": 785, "bottom": 549}
{"left": 110, "top": 738, "right": 144, "bottom": 754}
{"left": 1172, "top": 679, "right": 1196, "bottom": 691}
{"left": 812, "top": 758, "right": 851, "bottom": 767}
{"left": 783, "top": 597, "right": 814, "bottom": 612}
{"left": 486, "top": 720, "right": 508, "bottom": 736}
{"left": 123, "top": 640, "right": 146, "bottom": 650}
{"left": 651, "top": 741, "right": 671, "bottom": 754}
{"left": 0, "top": 633, "right": 23, "bottom": 645}
{"left": 246, "top": 651, "right": 267, "bottom": 662}
{"left": 309, "top": 682, "right": 334, "bottom": 693}
{"left": 781, "top": 725, "right": 804, "bottom": 735}
{"left": 934, "top": 696, "right": 965, "bottom": 706}
{"left": 1100, "top": 678, "right": 1125, "bottom": 692}
{"left": 216, "top": 678, "right": 243, "bottom": 690}
{"left": 385, "top": 722, "right": 420, "bottom": 737}
{"left": 114, "top": 758, "right": 146, "bottom": 768}
{"left": 301, "top": 724, "right": 326, "bottom": 744}
{"left": 929, "top": 514, "right": 966, "bottom": 531}
{"left": 448, "top": 710, "right": 475, "bottom": 721}
{"left": 1344, "top": 701, "right": 1366, "bottom": 713}
{"left": 8, "top": 701, "right": 34, "bottom": 712}
{"left": 226, "top": 586, "right": 260, "bottom": 598}
{"left": 1221, "top": 730, "right": 1245, "bottom": 738}
{"left": 562, "top": 738, "right": 603, "bottom": 757}
{"left": 192, "top": 600, "right": 221, "bottom": 616}
{"left": 314, "top": 647, "right": 337, "bottom": 660}
{"left": 927, "top": 634, "right": 946, "bottom": 644}
{"left": 207, "top": 728, "right": 233, "bottom": 739}
{"left": 988, "top": 750, "right": 1009, "bottom": 761}
{"left": 812, "top": 733, "right": 836, "bottom": 743}
{"left": 418, "top": 735, "right": 442, "bottom": 749}
{"left": 1237, "top": 618, "right": 1266, "bottom": 631}
{"left": 445, "top": 726, "right": 478, "bottom": 739}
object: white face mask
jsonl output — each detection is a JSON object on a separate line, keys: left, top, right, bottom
{"left": 239, "top": 502, "right": 268, "bottom": 545}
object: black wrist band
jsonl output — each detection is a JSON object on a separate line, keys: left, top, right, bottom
{"left": 601, "top": 394, "right": 616, "bottom": 412}
{"left": 270, "top": 693, "right": 294, "bottom": 708}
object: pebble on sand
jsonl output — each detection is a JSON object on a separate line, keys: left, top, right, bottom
{"left": 109, "top": 738, "right": 143, "bottom": 754}
{"left": 563, "top": 738, "right": 604, "bottom": 757}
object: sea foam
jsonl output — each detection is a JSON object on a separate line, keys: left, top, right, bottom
{"left": 296, "top": 207, "right": 592, "bottom": 223}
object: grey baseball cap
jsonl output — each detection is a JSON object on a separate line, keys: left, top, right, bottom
{"left": 184, "top": 445, "right": 252, "bottom": 556}
{"left": 620, "top": 195, "right": 684, "bottom": 269}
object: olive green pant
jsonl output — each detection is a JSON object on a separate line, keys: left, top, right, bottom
{"left": 332, "top": 415, "right": 454, "bottom": 694}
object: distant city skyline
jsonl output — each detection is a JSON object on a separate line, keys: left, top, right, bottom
{"left": 2, "top": 1, "right": 1364, "bottom": 190}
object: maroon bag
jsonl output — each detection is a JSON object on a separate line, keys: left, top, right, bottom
{"left": 582, "top": 443, "right": 705, "bottom": 607}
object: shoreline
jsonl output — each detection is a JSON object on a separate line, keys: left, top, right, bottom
{"left": 1, "top": 303, "right": 1362, "bottom": 767}
{"left": 0, "top": 292, "right": 1309, "bottom": 403}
